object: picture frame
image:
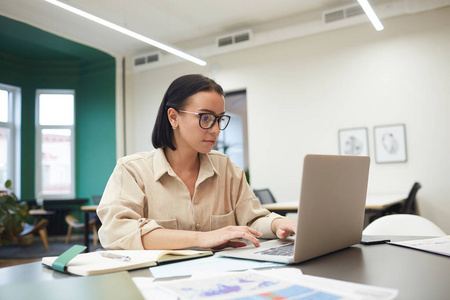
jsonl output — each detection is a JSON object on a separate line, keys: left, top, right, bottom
{"left": 338, "top": 127, "right": 369, "bottom": 156}
{"left": 374, "top": 124, "right": 407, "bottom": 163}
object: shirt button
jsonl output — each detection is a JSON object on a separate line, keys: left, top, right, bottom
{"left": 194, "top": 200, "right": 198, "bottom": 204}
{"left": 196, "top": 223, "right": 200, "bottom": 229}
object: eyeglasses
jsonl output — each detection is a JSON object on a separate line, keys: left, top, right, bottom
{"left": 178, "top": 110, "right": 231, "bottom": 130}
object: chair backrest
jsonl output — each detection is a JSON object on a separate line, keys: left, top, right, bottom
{"left": 92, "top": 195, "right": 102, "bottom": 205}
{"left": 363, "top": 214, "right": 446, "bottom": 236}
{"left": 253, "top": 188, "right": 276, "bottom": 204}
{"left": 65, "top": 215, "right": 81, "bottom": 225}
{"left": 401, "top": 182, "right": 421, "bottom": 214}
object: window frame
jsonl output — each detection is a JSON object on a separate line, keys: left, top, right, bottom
{"left": 35, "top": 89, "right": 76, "bottom": 199}
{"left": 0, "top": 83, "right": 21, "bottom": 196}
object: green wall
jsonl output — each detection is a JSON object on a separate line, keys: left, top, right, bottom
{"left": 77, "top": 62, "right": 117, "bottom": 199}
{"left": 0, "top": 15, "right": 116, "bottom": 202}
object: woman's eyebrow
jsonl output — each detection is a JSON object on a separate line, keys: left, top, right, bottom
{"left": 198, "top": 109, "right": 226, "bottom": 115}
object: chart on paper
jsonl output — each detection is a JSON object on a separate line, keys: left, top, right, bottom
{"left": 159, "top": 272, "right": 345, "bottom": 299}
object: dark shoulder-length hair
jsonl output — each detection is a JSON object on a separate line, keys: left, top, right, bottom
{"left": 152, "top": 74, "right": 224, "bottom": 151}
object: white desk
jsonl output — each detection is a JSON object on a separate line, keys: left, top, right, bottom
{"left": 262, "top": 194, "right": 406, "bottom": 215}
{"left": 365, "top": 194, "right": 405, "bottom": 210}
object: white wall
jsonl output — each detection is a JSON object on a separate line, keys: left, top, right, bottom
{"left": 126, "top": 7, "right": 450, "bottom": 233}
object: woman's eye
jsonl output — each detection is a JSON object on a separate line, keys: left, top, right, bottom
{"left": 202, "top": 115, "right": 213, "bottom": 122}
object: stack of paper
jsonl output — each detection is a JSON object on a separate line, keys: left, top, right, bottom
{"left": 133, "top": 268, "right": 399, "bottom": 299}
{"left": 389, "top": 235, "right": 450, "bottom": 256}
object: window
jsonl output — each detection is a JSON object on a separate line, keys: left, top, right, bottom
{"left": 0, "top": 84, "right": 20, "bottom": 193}
{"left": 215, "top": 90, "right": 248, "bottom": 171}
{"left": 36, "top": 90, "right": 75, "bottom": 198}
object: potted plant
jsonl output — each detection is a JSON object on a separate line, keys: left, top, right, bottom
{"left": 0, "top": 180, "right": 29, "bottom": 246}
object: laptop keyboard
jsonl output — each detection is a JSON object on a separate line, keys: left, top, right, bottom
{"left": 255, "top": 243, "right": 294, "bottom": 257}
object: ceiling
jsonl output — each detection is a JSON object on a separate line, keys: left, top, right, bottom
{"left": 0, "top": 15, "right": 112, "bottom": 62}
{"left": 1, "top": 0, "right": 449, "bottom": 64}
{"left": 0, "top": 0, "right": 366, "bottom": 56}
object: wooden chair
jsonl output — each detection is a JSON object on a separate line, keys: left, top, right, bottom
{"left": 65, "top": 215, "right": 98, "bottom": 246}
{"left": 18, "top": 219, "right": 49, "bottom": 251}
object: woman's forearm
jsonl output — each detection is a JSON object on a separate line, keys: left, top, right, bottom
{"left": 141, "top": 228, "right": 201, "bottom": 250}
{"left": 141, "top": 225, "right": 262, "bottom": 250}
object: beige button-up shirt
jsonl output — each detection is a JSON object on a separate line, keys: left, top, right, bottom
{"left": 97, "top": 149, "right": 280, "bottom": 250}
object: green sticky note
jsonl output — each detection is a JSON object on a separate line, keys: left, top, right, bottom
{"left": 52, "top": 245, "right": 87, "bottom": 273}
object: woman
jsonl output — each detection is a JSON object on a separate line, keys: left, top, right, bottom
{"left": 97, "top": 74, "right": 296, "bottom": 250}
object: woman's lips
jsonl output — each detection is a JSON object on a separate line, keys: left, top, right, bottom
{"left": 204, "top": 140, "right": 216, "bottom": 145}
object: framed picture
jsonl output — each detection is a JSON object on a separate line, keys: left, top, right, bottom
{"left": 338, "top": 127, "right": 369, "bottom": 156}
{"left": 374, "top": 124, "right": 407, "bottom": 163}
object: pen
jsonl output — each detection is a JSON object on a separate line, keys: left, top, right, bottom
{"left": 99, "top": 252, "right": 131, "bottom": 262}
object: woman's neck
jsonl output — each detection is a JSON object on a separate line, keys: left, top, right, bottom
{"left": 164, "top": 147, "right": 200, "bottom": 200}
{"left": 164, "top": 147, "right": 200, "bottom": 173}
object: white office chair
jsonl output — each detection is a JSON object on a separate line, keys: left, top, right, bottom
{"left": 363, "top": 214, "right": 447, "bottom": 236}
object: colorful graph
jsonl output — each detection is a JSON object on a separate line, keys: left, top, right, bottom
{"left": 161, "top": 272, "right": 343, "bottom": 299}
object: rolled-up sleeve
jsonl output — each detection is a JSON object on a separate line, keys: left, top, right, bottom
{"left": 232, "top": 166, "right": 281, "bottom": 239}
{"left": 97, "top": 161, "right": 162, "bottom": 250}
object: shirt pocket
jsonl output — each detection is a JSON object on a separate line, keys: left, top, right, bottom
{"left": 210, "top": 210, "right": 236, "bottom": 230}
{"left": 155, "top": 218, "right": 178, "bottom": 230}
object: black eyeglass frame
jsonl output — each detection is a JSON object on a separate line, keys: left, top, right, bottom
{"left": 177, "top": 109, "right": 231, "bottom": 130}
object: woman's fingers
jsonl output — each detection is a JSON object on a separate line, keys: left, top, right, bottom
{"left": 235, "top": 231, "right": 260, "bottom": 247}
{"left": 246, "top": 226, "right": 263, "bottom": 237}
{"left": 200, "top": 226, "right": 262, "bottom": 249}
{"left": 230, "top": 226, "right": 260, "bottom": 247}
{"left": 213, "top": 240, "right": 247, "bottom": 250}
{"left": 226, "top": 240, "right": 247, "bottom": 248}
{"left": 272, "top": 218, "right": 297, "bottom": 239}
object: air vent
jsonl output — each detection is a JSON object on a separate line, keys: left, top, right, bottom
{"left": 133, "top": 52, "right": 161, "bottom": 68}
{"left": 146, "top": 53, "right": 159, "bottom": 63}
{"left": 324, "top": 9, "right": 345, "bottom": 23}
{"left": 218, "top": 36, "right": 233, "bottom": 47}
{"left": 323, "top": 4, "right": 365, "bottom": 24}
{"left": 216, "top": 30, "right": 252, "bottom": 48}
{"left": 134, "top": 57, "right": 146, "bottom": 66}
{"left": 345, "top": 5, "right": 364, "bottom": 18}
{"left": 235, "top": 32, "right": 250, "bottom": 43}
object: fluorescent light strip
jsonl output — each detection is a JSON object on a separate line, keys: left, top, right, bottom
{"left": 45, "top": 0, "right": 207, "bottom": 66}
{"left": 357, "top": 0, "right": 384, "bottom": 31}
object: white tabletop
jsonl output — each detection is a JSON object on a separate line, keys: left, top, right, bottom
{"left": 365, "top": 194, "right": 405, "bottom": 209}
{"left": 262, "top": 194, "right": 406, "bottom": 210}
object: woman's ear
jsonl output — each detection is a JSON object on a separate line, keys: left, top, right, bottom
{"left": 167, "top": 108, "right": 179, "bottom": 129}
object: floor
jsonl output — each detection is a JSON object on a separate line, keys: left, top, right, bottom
{"left": 0, "top": 258, "right": 41, "bottom": 268}
{"left": 0, "top": 233, "right": 98, "bottom": 268}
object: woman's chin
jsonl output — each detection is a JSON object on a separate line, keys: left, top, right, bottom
{"left": 198, "top": 145, "right": 215, "bottom": 154}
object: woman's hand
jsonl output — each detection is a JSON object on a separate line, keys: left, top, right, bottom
{"left": 197, "top": 226, "right": 262, "bottom": 249}
{"left": 271, "top": 218, "right": 297, "bottom": 239}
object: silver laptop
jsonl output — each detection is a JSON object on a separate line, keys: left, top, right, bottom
{"left": 218, "top": 154, "right": 370, "bottom": 264}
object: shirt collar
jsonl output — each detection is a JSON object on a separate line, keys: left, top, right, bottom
{"left": 154, "top": 148, "right": 174, "bottom": 181}
{"left": 153, "top": 148, "right": 219, "bottom": 182}
{"left": 197, "top": 152, "right": 220, "bottom": 185}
